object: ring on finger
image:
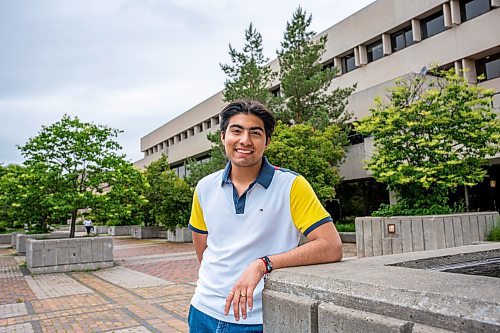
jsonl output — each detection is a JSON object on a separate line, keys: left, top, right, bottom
{"left": 228, "top": 291, "right": 234, "bottom": 296}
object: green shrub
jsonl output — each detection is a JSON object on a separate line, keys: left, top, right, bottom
{"left": 335, "top": 222, "right": 355, "bottom": 232}
{"left": 488, "top": 223, "right": 500, "bottom": 241}
{"left": 0, "top": 225, "right": 7, "bottom": 233}
{"left": 372, "top": 199, "right": 465, "bottom": 217}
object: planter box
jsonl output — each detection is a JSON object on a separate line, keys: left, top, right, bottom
{"left": 166, "top": 227, "right": 192, "bottom": 243}
{"left": 355, "top": 212, "right": 499, "bottom": 258}
{"left": 108, "top": 225, "right": 137, "bottom": 236}
{"left": 0, "top": 234, "right": 11, "bottom": 245}
{"left": 26, "top": 236, "right": 113, "bottom": 274}
{"left": 339, "top": 232, "right": 356, "bottom": 244}
{"left": 130, "top": 226, "right": 163, "bottom": 239}
{"left": 11, "top": 232, "right": 20, "bottom": 248}
{"left": 94, "top": 226, "right": 109, "bottom": 235}
{"left": 16, "top": 232, "right": 69, "bottom": 255}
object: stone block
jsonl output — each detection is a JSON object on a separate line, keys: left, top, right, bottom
{"left": 485, "top": 214, "right": 494, "bottom": 235}
{"left": 452, "top": 217, "right": 463, "bottom": 246}
{"left": 423, "top": 218, "right": 437, "bottom": 251}
{"left": 401, "top": 219, "right": 413, "bottom": 253}
{"left": 318, "top": 303, "right": 413, "bottom": 333}
{"left": 391, "top": 238, "right": 403, "bottom": 254}
{"left": 167, "top": 229, "right": 176, "bottom": 242}
{"left": 44, "top": 240, "right": 57, "bottom": 266}
{"left": 372, "top": 219, "right": 383, "bottom": 256}
{"left": 79, "top": 239, "right": 91, "bottom": 263}
{"left": 91, "top": 238, "right": 104, "bottom": 262}
{"left": 175, "top": 227, "right": 192, "bottom": 242}
{"left": 339, "top": 232, "right": 356, "bottom": 244}
{"left": 362, "top": 219, "right": 373, "bottom": 257}
{"left": 11, "top": 232, "right": 20, "bottom": 247}
{"left": 412, "top": 323, "right": 455, "bottom": 332}
{"left": 0, "top": 234, "right": 11, "bottom": 245}
{"left": 68, "top": 240, "right": 81, "bottom": 264}
{"left": 478, "top": 215, "right": 486, "bottom": 241}
{"left": 355, "top": 218, "right": 365, "bottom": 257}
{"left": 433, "top": 217, "right": 445, "bottom": 249}
{"left": 56, "top": 240, "right": 69, "bottom": 265}
{"left": 443, "top": 217, "right": 455, "bottom": 248}
{"left": 469, "top": 215, "right": 480, "bottom": 243}
{"left": 382, "top": 239, "right": 392, "bottom": 255}
{"left": 263, "top": 289, "right": 318, "bottom": 333}
{"left": 102, "top": 237, "right": 113, "bottom": 261}
{"left": 461, "top": 216, "right": 472, "bottom": 245}
{"left": 411, "top": 219, "right": 424, "bottom": 252}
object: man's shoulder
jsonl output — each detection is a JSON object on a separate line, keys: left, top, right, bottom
{"left": 272, "top": 166, "right": 300, "bottom": 183}
{"left": 197, "top": 169, "right": 224, "bottom": 189}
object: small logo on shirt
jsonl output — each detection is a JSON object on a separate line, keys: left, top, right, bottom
{"left": 259, "top": 208, "right": 264, "bottom": 212}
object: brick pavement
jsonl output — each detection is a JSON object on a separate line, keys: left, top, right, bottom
{"left": 0, "top": 236, "right": 356, "bottom": 332}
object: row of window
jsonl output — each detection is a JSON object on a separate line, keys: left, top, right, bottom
{"left": 144, "top": 116, "right": 220, "bottom": 157}
{"left": 340, "top": 0, "right": 493, "bottom": 73}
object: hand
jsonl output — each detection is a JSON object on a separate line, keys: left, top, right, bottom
{"left": 224, "top": 259, "right": 266, "bottom": 321}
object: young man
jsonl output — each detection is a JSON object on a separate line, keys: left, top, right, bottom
{"left": 188, "top": 100, "right": 342, "bottom": 332}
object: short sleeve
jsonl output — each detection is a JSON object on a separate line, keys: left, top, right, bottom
{"left": 290, "top": 175, "right": 332, "bottom": 236}
{"left": 188, "top": 189, "right": 208, "bottom": 234}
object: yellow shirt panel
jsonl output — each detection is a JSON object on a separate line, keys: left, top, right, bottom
{"left": 189, "top": 189, "right": 207, "bottom": 233}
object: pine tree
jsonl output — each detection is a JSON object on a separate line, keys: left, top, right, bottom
{"left": 277, "top": 7, "right": 355, "bottom": 130}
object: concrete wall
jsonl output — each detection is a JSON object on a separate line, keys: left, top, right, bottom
{"left": 0, "top": 234, "right": 11, "bottom": 245}
{"left": 355, "top": 212, "right": 499, "bottom": 257}
{"left": 16, "top": 232, "right": 69, "bottom": 255}
{"left": 263, "top": 243, "right": 500, "bottom": 332}
{"left": 164, "top": 227, "right": 192, "bottom": 243}
{"left": 26, "top": 237, "right": 113, "bottom": 274}
{"left": 108, "top": 225, "right": 137, "bottom": 236}
{"left": 130, "top": 226, "right": 163, "bottom": 239}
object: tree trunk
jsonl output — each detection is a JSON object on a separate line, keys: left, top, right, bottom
{"left": 464, "top": 186, "right": 470, "bottom": 212}
{"left": 69, "top": 210, "right": 77, "bottom": 238}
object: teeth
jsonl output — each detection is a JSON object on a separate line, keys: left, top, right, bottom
{"left": 236, "top": 149, "right": 252, "bottom": 153}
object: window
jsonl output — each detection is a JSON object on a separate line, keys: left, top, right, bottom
{"left": 391, "top": 26, "right": 414, "bottom": 52}
{"left": 189, "top": 128, "right": 194, "bottom": 136}
{"left": 341, "top": 53, "right": 356, "bottom": 73}
{"left": 197, "top": 124, "right": 203, "bottom": 133}
{"left": 322, "top": 61, "right": 336, "bottom": 72}
{"left": 183, "top": 131, "right": 188, "bottom": 140}
{"left": 476, "top": 53, "right": 500, "bottom": 81}
{"left": 214, "top": 117, "right": 220, "bottom": 125}
{"left": 421, "top": 11, "right": 446, "bottom": 39}
{"left": 206, "top": 120, "right": 211, "bottom": 129}
{"left": 367, "top": 39, "right": 383, "bottom": 63}
{"left": 270, "top": 85, "right": 281, "bottom": 97}
{"left": 460, "top": 0, "right": 490, "bottom": 22}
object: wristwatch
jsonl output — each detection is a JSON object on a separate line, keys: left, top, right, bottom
{"left": 260, "top": 256, "right": 273, "bottom": 274}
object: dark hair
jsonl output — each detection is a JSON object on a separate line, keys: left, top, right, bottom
{"left": 220, "top": 100, "right": 276, "bottom": 141}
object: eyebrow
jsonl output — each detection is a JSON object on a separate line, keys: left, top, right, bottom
{"left": 228, "top": 124, "right": 264, "bottom": 132}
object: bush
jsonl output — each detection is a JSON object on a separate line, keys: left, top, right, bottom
{"left": 335, "top": 222, "right": 355, "bottom": 232}
{"left": 372, "top": 199, "right": 465, "bottom": 217}
{"left": 488, "top": 223, "right": 500, "bottom": 241}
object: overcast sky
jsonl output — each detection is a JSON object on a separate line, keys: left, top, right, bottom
{"left": 0, "top": 0, "right": 375, "bottom": 165}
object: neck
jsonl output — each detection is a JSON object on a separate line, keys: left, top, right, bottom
{"left": 230, "top": 159, "right": 262, "bottom": 184}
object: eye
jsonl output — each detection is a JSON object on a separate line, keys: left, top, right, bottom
{"left": 231, "top": 128, "right": 242, "bottom": 134}
{"left": 250, "top": 130, "right": 263, "bottom": 136}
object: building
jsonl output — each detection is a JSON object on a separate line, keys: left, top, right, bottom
{"left": 135, "top": 0, "right": 500, "bottom": 218}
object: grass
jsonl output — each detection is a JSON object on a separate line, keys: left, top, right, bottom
{"left": 335, "top": 222, "right": 355, "bottom": 232}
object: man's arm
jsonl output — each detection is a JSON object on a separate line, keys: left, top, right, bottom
{"left": 224, "top": 222, "right": 342, "bottom": 321}
{"left": 192, "top": 232, "right": 208, "bottom": 264}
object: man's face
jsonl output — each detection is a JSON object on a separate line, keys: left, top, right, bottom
{"left": 221, "top": 113, "right": 269, "bottom": 169}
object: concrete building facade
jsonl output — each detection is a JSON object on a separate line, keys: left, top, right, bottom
{"left": 135, "top": 0, "right": 500, "bottom": 217}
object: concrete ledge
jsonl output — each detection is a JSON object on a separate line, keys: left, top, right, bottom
{"left": 165, "top": 227, "right": 192, "bottom": 243}
{"left": 26, "top": 236, "right": 113, "bottom": 274}
{"left": 263, "top": 290, "right": 318, "bottom": 333}
{"left": 355, "top": 212, "right": 499, "bottom": 257}
{"left": 339, "top": 232, "right": 356, "bottom": 243}
{"left": 131, "top": 226, "right": 163, "bottom": 239}
{"left": 16, "top": 232, "right": 69, "bottom": 255}
{"left": 0, "top": 234, "right": 11, "bottom": 245}
{"left": 94, "top": 226, "right": 109, "bottom": 235}
{"left": 264, "top": 243, "right": 500, "bottom": 332}
{"left": 108, "top": 225, "right": 138, "bottom": 236}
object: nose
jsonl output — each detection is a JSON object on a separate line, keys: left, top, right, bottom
{"left": 239, "top": 130, "right": 252, "bottom": 145}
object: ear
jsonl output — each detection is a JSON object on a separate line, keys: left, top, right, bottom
{"left": 220, "top": 131, "right": 225, "bottom": 144}
{"left": 265, "top": 137, "right": 271, "bottom": 146}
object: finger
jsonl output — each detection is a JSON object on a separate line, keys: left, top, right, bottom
{"left": 247, "top": 287, "right": 255, "bottom": 311}
{"left": 233, "top": 293, "right": 240, "bottom": 321}
{"left": 240, "top": 293, "right": 248, "bottom": 320}
{"left": 224, "top": 291, "right": 234, "bottom": 315}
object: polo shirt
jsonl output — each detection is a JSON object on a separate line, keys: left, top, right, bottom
{"left": 189, "top": 157, "right": 332, "bottom": 325}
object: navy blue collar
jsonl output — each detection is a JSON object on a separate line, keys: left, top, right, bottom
{"left": 221, "top": 157, "right": 275, "bottom": 189}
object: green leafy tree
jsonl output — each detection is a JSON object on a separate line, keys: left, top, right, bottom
{"left": 220, "top": 22, "right": 279, "bottom": 107}
{"left": 19, "top": 115, "right": 135, "bottom": 237}
{"left": 91, "top": 162, "right": 147, "bottom": 226}
{"left": 143, "top": 155, "right": 193, "bottom": 230}
{"left": 276, "top": 7, "right": 356, "bottom": 130}
{"left": 356, "top": 69, "right": 500, "bottom": 215}
{"left": 266, "top": 123, "right": 348, "bottom": 205}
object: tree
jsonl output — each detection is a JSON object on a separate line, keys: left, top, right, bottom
{"left": 356, "top": 69, "right": 500, "bottom": 215}
{"left": 276, "top": 7, "right": 355, "bottom": 130}
{"left": 91, "top": 162, "right": 147, "bottom": 226}
{"left": 143, "top": 155, "right": 193, "bottom": 230}
{"left": 19, "top": 115, "right": 134, "bottom": 237}
{"left": 220, "top": 22, "right": 279, "bottom": 108}
{"left": 266, "top": 123, "right": 348, "bottom": 205}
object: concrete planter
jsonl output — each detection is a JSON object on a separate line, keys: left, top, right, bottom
{"left": 164, "top": 227, "right": 192, "bottom": 243}
{"left": 94, "top": 226, "right": 109, "bottom": 235}
{"left": 16, "top": 232, "right": 69, "bottom": 255}
{"left": 355, "top": 212, "right": 499, "bottom": 257}
{"left": 26, "top": 236, "right": 113, "bottom": 274}
{"left": 130, "top": 226, "right": 163, "bottom": 239}
{"left": 0, "top": 234, "right": 11, "bottom": 245}
{"left": 108, "top": 225, "right": 137, "bottom": 236}
{"left": 11, "top": 232, "right": 20, "bottom": 248}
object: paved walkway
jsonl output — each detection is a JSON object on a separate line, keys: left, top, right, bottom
{"left": 0, "top": 237, "right": 356, "bottom": 332}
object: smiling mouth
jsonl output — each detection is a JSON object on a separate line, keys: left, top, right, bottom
{"left": 235, "top": 148, "right": 253, "bottom": 154}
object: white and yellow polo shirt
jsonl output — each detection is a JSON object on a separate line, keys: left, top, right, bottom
{"left": 189, "top": 157, "right": 332, "bottom": 325}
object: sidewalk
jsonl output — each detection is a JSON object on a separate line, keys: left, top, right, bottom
{"left": 0, "top": 237, "right": 356, "bottom": 333}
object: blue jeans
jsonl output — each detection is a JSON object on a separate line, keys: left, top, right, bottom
{"left": 188, "top": 305, "right": 263, "bottom": 333}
